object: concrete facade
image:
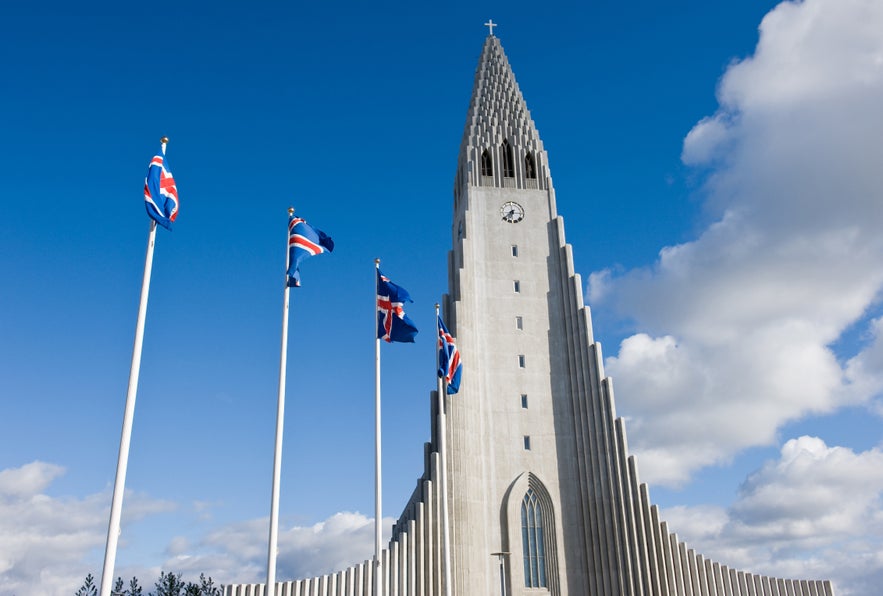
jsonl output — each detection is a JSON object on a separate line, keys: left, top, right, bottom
{"left": 225, "top": 35, "right": 836, "bottom": 596}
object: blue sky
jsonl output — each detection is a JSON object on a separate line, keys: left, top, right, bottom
{"left": 3, "top": 1, "right": 883, "bottom": 594}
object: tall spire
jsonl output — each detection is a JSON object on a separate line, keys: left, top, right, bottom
{"left": 457, "top": 35, "right": 550, "bottom": 191}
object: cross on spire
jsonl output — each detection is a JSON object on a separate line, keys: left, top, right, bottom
{"left": 484, "top": 19, "right": 497, "bottom": 36}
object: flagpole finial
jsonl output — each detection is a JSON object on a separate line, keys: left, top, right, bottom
{"left": 288, "top": 207, "right": 295, "bottom": 216}
{"left": 160, "top": 136, "right": 169, "bottom": 144}
{"left": 435, "top": 303, "right": 440, "bottom": 309}
{"left": 375, "top": 258, "right": 381, "bottom": 265}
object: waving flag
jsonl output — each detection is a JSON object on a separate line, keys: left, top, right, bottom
{"left": 287, "top": 215, "right": 334, "bottom": 287}
{"left": 377, "top": 269, "right": 419, "bottom": 343}
{"left": 143, "top": 148, "right": 179, "bottom": 229}
{"left": 437, "top": 315, "right": 462, "bottom": 394}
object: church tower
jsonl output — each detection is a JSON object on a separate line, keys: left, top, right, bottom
{"left": 443, "top": 31, "right": 594, "bottom": 595}
{"left": 437, "top": 31, "right": 836, "bottom": 596}
{"left": 225, "top": 30, "right": 835, "bottom": 596}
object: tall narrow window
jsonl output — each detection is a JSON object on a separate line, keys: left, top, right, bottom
{"left": 515, "top": 316, "right": 523, "bottom": 330}
{"left": 523, "top": 436, "right": 531, "bottom": 450}
{"left": 481, "top": 149, "right": 493, "bottom": 177}
{"left": 518, "top": 355, "right": 526, "bottom": 368}
{"left": 502, "top": 140, "right": 515, "bottom": 178}
{"left": 521, "top": 394, "right": 528, "bottom": 409}
{"left": 522, "top": 489, "right": 548, "bottom": 587}
{"left": 525, "top": 152, "right": 537, "bottom": 179}
{"left": 511, "top": 245, "right": 518, "bottom": 257}
{"left": 514, "top": 280, "right": 521, "bottom": 293}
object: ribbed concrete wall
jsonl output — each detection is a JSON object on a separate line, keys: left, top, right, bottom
{"left": 223, "top": 389, "right": 835, "bottom": 596}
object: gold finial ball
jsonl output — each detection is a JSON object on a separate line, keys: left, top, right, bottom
{"left": 375, "top": 258, "right": 381, "bottom": 265}
{"left": 288, "top": 207, "right": 295, "bottom": 215}
{"left": 160, "top": 136, "right": 169, "bottom": 144}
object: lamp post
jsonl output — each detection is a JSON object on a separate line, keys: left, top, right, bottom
{"left": 491, "top": 552, "right": 509, "bottom": 596}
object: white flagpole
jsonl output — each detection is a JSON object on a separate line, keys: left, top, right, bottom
{"left": 436, "top": 305, "right": 453, "bottom": 596}
{"left": 266, "top": 207, "right": 295, "bottom": 596}
{"left": 374, "top": 258, "right": 383, "bottom": 596}
{"left": 99, "top": 137, "right": 168, "bottom": 596}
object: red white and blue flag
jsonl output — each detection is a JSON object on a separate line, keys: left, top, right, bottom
{"left": 377, "top": 269, "right": 419, "bottom": 343}
{"left": 437, "top": 315, "right": 462, "bottom": 394}
{"left": 287, "top": 215, "right": 334, "bottom": 287}
{"left": 143, "top": 148, "right": 178, "bottom": 229}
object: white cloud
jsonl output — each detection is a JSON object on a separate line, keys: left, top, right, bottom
{"left": 659, "top": 437, "right": 883, "bottom": 595}
{"left": 681, "top": 115, "right": 733, "bottom": 166}
{"left": 181, "top": 511, "right": 386, "bottom": 586}
{"left": 276, "top": 512, "right": 378, "bottom": 579}
{"left": 0, "top": 461, "right": 177, "bottom": 596}
{"left": 587, "top": 268, "right": 613, "bottom": 304}
{"left": 0, "top": 462, "right": 107, "bottom": 596}
{"left": 0, "top": 459, "right": 372, "bottom": 594}
{"left": 844, "top": 317, "right": 883, "bottom": 413}
{"left": 0, "top": 460, "right": 64, "bottom": 497}
{"left": 0, "top": 461, "right": 385, "bottom": 595}
{"left": 592, "top": 0, "right": 883, "bottom": 486}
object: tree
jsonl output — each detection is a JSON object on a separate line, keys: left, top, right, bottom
{"left": 75, "top": 573, "right": 98, "bottom": 596}
{"left": 198, "top": 574, "right": 220, "bottom": 596}
{"left": 182, "top": 573, "right": 220, "bottom": 596}
{"left": 76, "top": 571, "right": 220, "bottom": 596}
{"left": 151, "top": 571, "right": 185, "bottom": 596}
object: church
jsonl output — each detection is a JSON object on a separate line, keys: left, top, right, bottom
{"left": 225, "top": 29, "right": 836, "bottom": 596}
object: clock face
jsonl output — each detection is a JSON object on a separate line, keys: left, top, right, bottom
{"left": 501, "top": 201, "right": 524, "bottom": 223}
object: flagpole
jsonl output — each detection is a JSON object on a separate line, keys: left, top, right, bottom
{"left": 374, "top": 259, "right": 383, "bottom": 596}
{"left": 266, "top": 207, "right": 296, "bottom": 596}
{"left": 436, "top": 305, "right": 453, "bottom": 596}
{"left": 99, "top": 137, "right": 168, "bottom": 596}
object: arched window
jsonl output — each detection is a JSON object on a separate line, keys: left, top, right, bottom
{"left": 502, "top": 140, "right": 515, "bottom": 178}
{"left": 481, "top": 150, "right": 493, "bottom": 177}
{"left": 525, "top": 152, "right": 537, "bottom": 179}
{"left": 504, "top": 473, "right": 559, "bottom": 592}
{"left": 521, "top": 488, "right": 547, "bottom": 588}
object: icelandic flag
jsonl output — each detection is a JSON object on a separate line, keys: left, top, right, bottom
{"left": 287, "top": 215, "right": 334, "bottom": 287}
{"left": 437, "top": 315, "right": 462, "bottom": 394}
{"left": 377, "top": 269, "right": 419, "bottom": 343}
{"left": 143, "top": 149, "right": 179, "bottom": 229}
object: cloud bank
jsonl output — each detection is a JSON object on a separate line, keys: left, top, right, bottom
{"left": 0, "top": 462, "right": 174, "bottom": 596}
{"left": 661, "top": 437, "right": 883, "bottom": 595}
{"left": 589, "top": 0, "right": 883, "bottom": 486}
{"left": 4, "top": 445, "right": 881, "bottom": 595}
{"left": 0, "top": 461, "right": 381, "bottom": 595}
